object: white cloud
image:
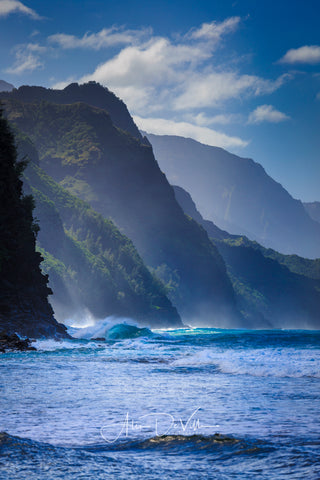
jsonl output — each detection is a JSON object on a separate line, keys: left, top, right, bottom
{"left": 134, "top": 115, "right": 248, "bottom": 149}
{"left": 64, "top": 17, "right": 241, "bottom": 111}
{"left": 279, "top": 45, "right": 320, "bottom": 64}
{"left": 5, "top": 43, "right": 45, "bottom": 74}
{"left": 5, "top": 52, "right": 42, "bottom": 74}
{"left": 248, "top": 105, "right": 290, "bottom": 124}
{"left": 77, "top": 26, "right": 290, "bottom": 115}
{"left": 188, "top": 17, "right": 241, "bottom": 41}
{"left": 189, "top": 112, "right": 243, "bottom": 126}
{"left": 81, "top": 38, "right": 209, "bottom": 87}
{"left": 173, "top": 72, "right": 291, "bottom": 110}
{"left": 79, "top": 37, "right": 211, "bottom": 112}
{"left": 48, "top": 26, "right": 152, "bottom": 50}
{"left": 0, "top": 0, "right": 40, "bottom": 18}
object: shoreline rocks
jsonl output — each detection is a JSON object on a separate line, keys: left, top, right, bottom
{"left": 0, "top": 332, "right": 37, "bottom": 352}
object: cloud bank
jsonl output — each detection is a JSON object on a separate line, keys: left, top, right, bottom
{"left": 74, "top": 19, "right": 290, "bottom": 121}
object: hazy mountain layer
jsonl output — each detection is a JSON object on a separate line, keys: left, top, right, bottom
{"left": 146, "top": 133, "right": 320, "bottom": 259}
{"left": 0, "top": 80, "right": 14, "bottom": 92}
{"left": 173, "top": 185, "right": 320, "bottom": 329}
{"left": 3, "top": 88, "right": 241, "bottom": 327}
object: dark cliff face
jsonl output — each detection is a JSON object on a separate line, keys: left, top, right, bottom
{"left": 0, "top": 108, "right": 68, "bottom": 338}
{"left": 3, "top": 89, "right": 241, "bottom": 327}
{"left": 146, "top": 133, "right": 320, "bottom": 259}
{"left": 173, "top": 184, "right": 320, "bottom": 329}
{"left": 0, "top": 82, "right": 142, "bottom": 140}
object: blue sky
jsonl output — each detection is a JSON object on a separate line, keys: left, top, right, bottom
{"left": 0, "top": 0, "right": 319, "bottom": 201}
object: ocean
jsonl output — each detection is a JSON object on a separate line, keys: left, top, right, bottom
{"left": 1, "top": 322, "right": 319, "bottom": 479}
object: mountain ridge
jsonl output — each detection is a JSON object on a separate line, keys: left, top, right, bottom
{"left": 0, "top": 81, "right": 142, "bottom": 140}
{"left": 146, "top": 132, "right": 320, "bottom": 259}
{"left": 173, "top": 184, "right": 320, "bottom": 328}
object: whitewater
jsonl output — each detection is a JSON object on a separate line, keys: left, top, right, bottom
{"left": 1, "top": 321, "right": 319, "bottom": 479}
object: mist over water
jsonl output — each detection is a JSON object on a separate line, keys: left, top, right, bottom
{"left": 1, "top": 323, "right": 319, "bottom": 479}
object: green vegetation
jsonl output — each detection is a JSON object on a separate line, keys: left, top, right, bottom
{"left": 222, "top": 236, "right": 320, "bottom": 280}
{"left": 23, "top": 162, "right": 181, "bottom": 327}
{"left": 173, "top": 184, "right": 320, "bottom": 328}
{"left": 215, "top": 239, "right": 320, "bottom": 328}
{"left": 0, "top": 81, "right": 142, "bottom": 140}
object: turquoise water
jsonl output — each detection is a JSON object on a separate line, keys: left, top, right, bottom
{"left": 1, "top": 325, "right": 320, "bottom": 479}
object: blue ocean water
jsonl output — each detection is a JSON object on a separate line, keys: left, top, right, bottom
{"left": 1, "top": 323, "right": 320, "bottom": 479}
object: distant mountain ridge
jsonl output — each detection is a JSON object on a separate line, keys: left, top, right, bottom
{"left": 173, "top": 185, "right": 320, "bottom": 329}
{"left": 0, "top": 80, "right": 14, "bottom": 92}
{"left": 146, "top": 133, "right": 320, "bottom": 259}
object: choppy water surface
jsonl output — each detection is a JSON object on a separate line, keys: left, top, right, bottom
{"left": 1, "top": 324, "right": 319, "bottom": 479}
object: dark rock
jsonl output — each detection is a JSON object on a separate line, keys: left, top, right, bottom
{"left": 0, "top": 331, "right": 37, "bottom": 352}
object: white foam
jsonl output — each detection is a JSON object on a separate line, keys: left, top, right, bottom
{"left": 34, "top": 339, "right": 84, "bottom": 352}
{"left": 171, "top": 348, "right": 320, "bottom": 378}
{"left": 172, "top": 349, "right": 217, "bottom": 366}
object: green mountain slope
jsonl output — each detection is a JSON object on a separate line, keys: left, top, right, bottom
{"left": 0, "top": 82, "right": 142, "bottom": 140}
{"left": 173, "top": 185, "right": 320, "bottom": 329}
{"left": 23, "top": 162, "right": 182, "bottom": 328}
{"left": 3, "top": 89, "right": 241, "bottom": 327}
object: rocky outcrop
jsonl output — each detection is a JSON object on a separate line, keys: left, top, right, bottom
{"left": 0, "top": 332, "right": 36, "bottom": 352}
{"left": 0, "top": 290, "right": 69, "bottom": 339}
{"left": 0, "top": 107, "right": 69, "bottom": 339}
